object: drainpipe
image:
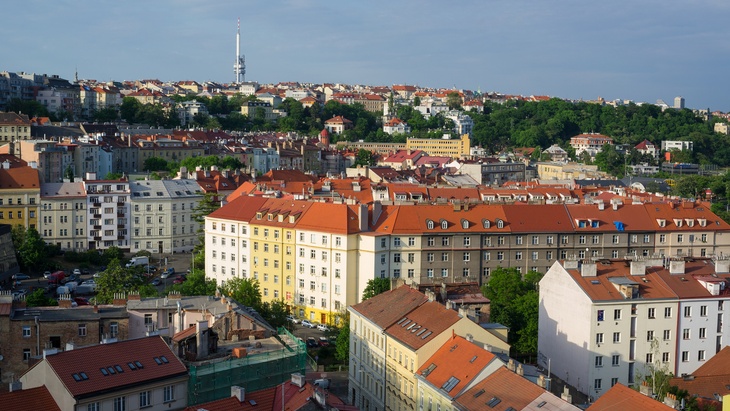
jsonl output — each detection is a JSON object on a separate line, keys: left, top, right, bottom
{"left": 35, "top": 316, "right": 40, "bottom": 356}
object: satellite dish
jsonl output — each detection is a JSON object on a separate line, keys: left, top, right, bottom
{"left": 0, "top": 355, "right": 4, "bottom": 361}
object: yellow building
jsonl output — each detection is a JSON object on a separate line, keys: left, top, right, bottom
{"left": 536, "top": 161, "right": 607, "bottom": 180}
{"left": 0, "top": 162, "right": 40, "bottom": 230}
{"left": 0, "top": 112, "right": 31, "bottom": 155}
{"left": 406, "top": 134, "right": 470, "bottom": 159}
{"left": 349, "top": 286, "right": 510, "bottom": 411}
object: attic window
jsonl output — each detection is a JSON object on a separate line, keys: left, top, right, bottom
{"left": 537, "top": 401, "right": 547, "bottom": 408}
{"left": 487, "top": 397, "right": 502, "bottom": 407}
{"left": 156, "top": 192, "right": 163, "bottom": 196}
{"left": 143, "top": 192, "right": 150, "bottom": 196}
{"left": 473, "top": 389, "right": 485, "bottom": 398}
{"left": 256, "top": 212, "right": 263, "bottom": 220}
{"left": 591, "top": 220, "right": 599, "bottom": 228}
{"left": 699, "top": 219, "right": 707, "bottom": 227}
{"left": 686, "top": 219, "right": 694, "bottom": 227}
{"left": 160, "top": 355, "right": 169, "bottom": 364}
{"left": 674, "top": 219, "right": 683, "bottom": 227}
{"left": 440, "top": 219, "right": 448, "bottom": 230}
{"left": 100, "top": 368, "right": 109, "bottom": 376}
{"left": 135, "top": 361, "right": 143, "bottom": 369}
{"left": 482, "top": 219, "right": 491, "bottom": 229}
{"left": 128, "top": 362, "right": 137, "bottom": 370}
{"left": 657, "top": 219, "right": 666, "bottom": 227}
{"left": 267, "top": 214, "right": 273, "bottom": 221}
{"left": 154, "top": 357, "right": 162, "bottom": 365}
{"left": 422, "top": 363, "right": 437, "bottom": 376}
{"left": 426, "top": 219, "right": 435, "bottom": 230}
{"left": 496, "top": 219, "right": 504, "bottom": 229}
{"left": 107, "top": 367, "right": 116, "bottom": 374}
{"left": 421, "top": 331, "right": 433, "bottom": 340}
{"left": 461, "top": 219, "right": 469, "bottom": 229}
{"left": 441, "top": 376, "right": 460, "bottom": 392}
{"left": 133, "top": 192, "right": 140, "bottom": 197}
{"left": 114, "top": 365, "right": 123, "bottom": 373}
{"left": 470, "top": 355, "right": 478, "bottom": 363}
{"left": 416, "top": 328, "right": 427, "bottom": 336}
{"left": 80, "top": 372, "right": 88, "bottom": 380}
{"left": 72, "top": 373, "right": 82, "bottom": 381}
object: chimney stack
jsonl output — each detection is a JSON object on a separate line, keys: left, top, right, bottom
{"left": 197, "top": 320, "right": 209, "bottom": 359}
{"left": 231, "top": 385, "right": 245, "bottom": 403}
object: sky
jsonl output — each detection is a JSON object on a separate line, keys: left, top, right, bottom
{"left": 2, "top": 0, "right": 730, "bottom": 111}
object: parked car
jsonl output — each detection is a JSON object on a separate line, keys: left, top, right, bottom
{"left": 81, "top": 268, "right": 90, "bottom": 275}
{"left": 306, "top": 337, "right": 318, "bottom": 348}
{"left": 12, "top": 273, "right": 29, "bottom": 280}
{"left": 66, "top": 274, "right": 80, "bottom": 283}
{"left": 290, "top": 317, "right": 301, "bottom": 324}
{"left": 74, "top": 297, "right": 90, "bottom": 306}
{"left": 43, "top": 271, "right": 52, "bottom": 279}
{"left": 151, "top": 278, "right": 161, "bottom": 286}
{"left": 92, "top": 272, "right": 102, "bottom": 278}
{"left": 73, "top": 269, "right": 81, "bottom": 276}
{"left": 317, "top": 324, "right": 330, "bottom": 332}
{"left": 173, "top": 277, "right": 186, "bottom": 284}
{"left": 301, "top": 320, "right": 315, "bottom": 328}
{"left": 318, "top": 337, "right": 330, "bottom": 347}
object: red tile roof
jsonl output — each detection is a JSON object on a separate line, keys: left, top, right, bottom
{"left": 386, "top": 302, "right": 461, "bottom": 350}
{"left": 0, "top": 386, "right": 60, "bottom": 410}
{"left": 588, "top": 383, "right": 674, "bottom": 410}
{"left": 350, "top": 285, "right": 428, "bottom": 329}
{"left": 670, "top": 345, "right": 730, "bottom": 401}
{"left": 455, "top": 366, "right": 546, "bottom": 411}
{"left": 417, "top": 335, "right": 497, "bottom": 397}
{"left": 43, "top": 336, "right": 188, "bottom": 398}
{"left": 0, "top": 165, "right": 40, "bottom": 189}
{"left": 324, "top": 115, "right": 353, "bottom": 125}
{"left": 184, "top": 380, "right": 313, "bottom": 411}
{"left": 208, "top": 195, "right": 269, "bottom": 222}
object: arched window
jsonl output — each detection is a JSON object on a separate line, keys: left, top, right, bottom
{"left": 496, "top": 219, "right": 504, "bottom": 229}
{"left": 461, "top": 219, "right": 469, "bottom": 229}
{"left": 482, "top": 219, "right": 491, "bottom": 229}
{"left": 440, "top": 219, "right": 448, "bottom": 230}
{"left": 426, "top": 219, "right": 434, "bottom": 230}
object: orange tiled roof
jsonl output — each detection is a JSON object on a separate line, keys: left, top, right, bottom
{"left": 417, "top": 335, "right": 497, "bottom": 397}
{"left": 588, "top": 383, "right": 675, "bottom": 410}
{"left": 385, "top": 301, "right": 460, "bottom": 350}
{"left": 184, "top": 380, "right": 313, "bottom": 411}
{"left": 0, "top": 165, "right": 39, "bottom": 189}
{"left": 455, "top": 366, "right": 545, "bottom": 411}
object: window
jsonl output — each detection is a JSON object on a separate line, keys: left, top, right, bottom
{"left": 596, "top": 333, "right": 604, "bottom": 344}
{"left": 579, "top": 235, "right": 586, "bottom": 244}
{"left": 463, "top": 252, "right": 470, "bottom": 262}
{"left": 648, "top": 308, "right": 656, "bottom": 319}
{"left": 427, "top": 252, "right": 434, "bottom": 262}
{"left": 441, "top": 252, "right": 448, "bottom": 262}
{"left": 659, "top": 234, "right": 666, "bottom": 243}
{"left": 614, "top": 309, "right": 622, "bottom": 320}
{"left": 677, "top": 234, "right": 683, "bottom": 243}
{"left": 394, "top": 238, "right": 401, "bottom": 247}
{"left": 681, "top": 351, "right": 689, "bottom": 362}
{"left": 463, "top": 237, "right": 471, "bottom": 246}
{"left": 663, "top": 330, "right": 671, "bottom": 341}
{"left": 647, "top": 330, "right": 654, "bottom": 341}
{"left": 394, "top": 253, "right": 401, "bottom": 263}
{"left": 698, "top": 350, "right": 706, "bottom": 361}
{"left": 515, "top": 251, "right": 522, "bottom": 260}
{"left": 597, "top": 310, "right": 605, "bottom": 321}
{"left": 139, "top": 391, "right": 151, "bottom": 408}
{"left": 87, "top": 402, "right": 100, "bottom": 411}
{"left": 595, "top": 356, "right": 603, "bottom": 368}
{"left": 442, "top": 237, "right": 449, "bottom": 246}
{"left": 441, "top": 268, "right": 448, "bottom": 277}
{"left": 613, "top": 332, "right": 620, "bottom": 343}
{"left": 594, "top": 379, "right": 602, "bottom": 391}
{"left": 427, "top": 268, "right": 434, "bottom": 278}
{"left": 428, "top": 237, "right": 435, "bottom": 246}
{"left": 699, "top": 327, "right": 706, "bottom": 339}
{"left": 113, "top": 396, "right": 126, "bottom": 411}
{"left": 163, "top": 385, "right": 175, "bottom": 402}
{"left": 684, "top": 306, "right": 691, "bottom": 317}
{"left": 664, "top": 307, "right": 672, "bottom": 318}
{"left": 22, "top": 325, "right": 31, "bottom": 337}
{"left": 662, "top": 352, "right": 670, "bottom": 363}
{"left": 497, "top": 251, "right": 504, "bottom": 261}
{"left": 612, "top": 355, "right": 620, "bottom": 366}
{"left": 79, "top": 324, "right": 87, "bottom": 337}
{"left": 700, "top": 305, "right": 707, "bottom": 317}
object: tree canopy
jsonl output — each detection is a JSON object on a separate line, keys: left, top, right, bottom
{"left": 362, "top": 278, "right": 391, "bottom": 301}
{"left": 481, "top": 267, "right": 542, "bottom": 355}
{"left": 220, "top": 277, "right": 263, "bottom": 309}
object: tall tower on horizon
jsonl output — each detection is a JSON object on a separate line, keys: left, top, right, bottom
{"left": 233, "top": 18, "right": 246, "bottom": 83}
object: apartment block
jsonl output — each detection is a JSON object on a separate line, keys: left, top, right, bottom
{"left": 39, "top": 182, "right": 88, "bottom": 251}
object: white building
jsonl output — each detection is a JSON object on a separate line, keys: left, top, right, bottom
{"left": 129, "top": 179, "right": 204, "bottom": 254}
{"left": 444, "top": 110, "right": 474, "bottom": 136}
{"left": 539, "top": 257, "right": 730, "bottom": 399}
{"left": 83, "top": 176, "right": 130, "bottom": 251}
{"left": 39, "top": 182, "right": 87, "bottom": 251}
{"left": 661, "top": 140, "right": 694, "bottom": 152}
{"left": 176, "top": 100, "right": 209, "bottom": 126}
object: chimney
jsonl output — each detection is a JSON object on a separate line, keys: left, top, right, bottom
{"left": 664, "top": 393, "right": 678, "bottom": 408}
{"left": 669, "top": 259, "right": 685, "bottom": 275}
{"left": 425, "top": 289, "right": 436, "bottom": 302}
{"left": 197, "top": 320, "right": 209, "bottom": 359}
{"left": 65, "top": 341, "right": 75, "bottom": 351}
{"left": 561, "top": 386, "right": 573, "bottom": 404}
{"left": 291, "top": 372, "right": 305, "bottom": 388}
{"left": 563, "top": 259, "right": 579, "bottom": 270}
{"left": 714, "top": 258, "right": 730, "bottom": 274}
{"left": 639, "top": 381, "right": 653, "bottom": 397}
{"left": 630, "top": 260, "right": 646, "bottom": 276}
{"left": 465, "top": 333, "right": 474, "bottom": 343}
{"left": 357, "top": 203, "right": 368, "bottom": 232}
{"left": 127, "top": 292, "right": 141, "bottom": 301}
{"left": 516, "top": 363, "right": 524, "bottom": 376}
{"left": 484, "top": 343, "right": 492, "bottom": 352}
{"left": 537, "top": 374, "right": 546, "bottom": 388}
{"left": 231, "top": 385, "right": 245, "bottom": 403}
{"left": 581, "top": 261, "right": 597, "bottom": 277}
{"left": 445, "top": 300, "right": 454, "bottom": 310}
{"left": 168, "top": 291, "right": 182, "bottom": 299}
{"left": 507, "top": 359, "right": 516, "bottom": 372}
{"left": 58, "top": 295, "right": 73, "bottom": 308}
{"left": 8, "top": 381, "right": 22, "bottom": 392}
{"left": 43, "top": 348, "right": 59, "bottom": 358}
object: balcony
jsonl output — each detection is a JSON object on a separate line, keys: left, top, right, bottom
{"left": 93, "top": 225, "right": 101, "bottom": 230}
{"left": 93, "top": 202, "right": 101, "bottom": 207}
{"left": 94, "top": 236, "right": 101, "bottom": 241}
{"left": 93, "top": 214, "right": 101, "bottom": 219}
{"left": 117, "top": 224, "right": 125, "bottom": 229}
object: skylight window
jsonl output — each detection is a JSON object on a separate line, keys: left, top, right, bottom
{"left": 154, "top": 357, "right": 162, "bottom": 365}
{"left": 441, "top": 377, "right": 460, "bottom": 392}
{"left": 473, "top": 389, "right": 485, "bottom": 398}
{"left": 100, "top": 368, "right": 109, "bottom": 376}
{"left": 135, "top": 361, "right": 144, "bottom": 368}
{"left": 114, "top": 365, "right": 123, "bottom": 373}
{"left": 160, "top": 356, "right": 169, "bottom": 363}
{"left": 107, "top": 367, "right": 116, "bottom": 374}
{"left": 80, "top": 372, "right": 88, "bottom": 380}
{"left": 72, "top": 373, "right": 81, "bottom": 381}
{"left": 487, "top": 397, "right": 502, "bottom": 407}
{"left": 128, "top": 362, "right": 137, "bottom": 370}
{"left": 421, "top": 331, "right": 433, "bottom": 340}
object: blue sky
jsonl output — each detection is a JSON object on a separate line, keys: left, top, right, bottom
{"left": 3, "top": 0, "right": 729, "bottom": 111}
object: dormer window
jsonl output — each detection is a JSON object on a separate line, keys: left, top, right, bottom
{"left": 591, "top": 220, "right": 599, "bottom": 228}
{"left": 440, "top": 219, "right": 448, "bottom": 230}
{"left": 482, "top": 219, "right": 491, "bottom": 229}
{"left": 426, "top": 219, "right": 435, "bottom": 230}
{"left": 267, "top": 214, "right": 273, "bottom": 221}
{"left": 289, "top": 216, "right": 296, "bottom": 224}
{"left": 256, "top": 212, "right": 263, "bottom": 220}
{"left": 674, "top": 219, "right": 683, "bottom": 227}
{"left": 496, "top": 219, "right": 504, "bottom": 229}
{"left": 685, "top": 219, "right": 694, "bottom": 227}
{"left": 698, "top": 218, "right": 707, "bottom": 227}
{"left": 461, "top": 219, "right": 469, "bottom": 229}
{"left": 657, "top": 219, "right": 666, "bottom": 227}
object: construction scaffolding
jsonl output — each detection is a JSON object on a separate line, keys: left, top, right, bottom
{"left": 188, "top": 327, "right": 307, "bottom": 405}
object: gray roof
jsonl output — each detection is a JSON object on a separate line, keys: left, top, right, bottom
{"left": 12, "top": 306, "right": 128, "bottom": 322}
{"left": 41, "top": 182, "right": 86, "bottom": 198}
{"left": 129, "top": 178, "right": 203, "bottom": 200}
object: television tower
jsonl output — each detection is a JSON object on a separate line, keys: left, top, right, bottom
{"left": 234, "top": 18, "right": 246, "bottom": 83}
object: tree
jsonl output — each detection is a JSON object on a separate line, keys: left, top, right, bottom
{"left": 335, "top": 310, "right": 350, "bottom": 362}
{"left": 64, "top": 165, "right": 75, "bottom": 181}
{"left": 259, "top": 299, "right": 290, "bottom": 329}
{"left": 481, "top": 267, "right": 542, "bottom": 355}
{"left": 17, "top": 227, "right": 46, "bottom": 271}
{"left": 93, "top": 107, "right": 118, "bottom": 122}
{"left": 26, "top": 289, "right": 58, "bottom": 307}
{"left": 169, "top": 269, "right": 216, "bottom": 296}
{"left": 220, "top": 277, "right": 262, "bottom": 309}
{"left": 95, "top": 259, "right": 149, "bottom": 304}
{"left": 446, "top": 92, "right": 462, "bottom": 110}
{"left": 120, "top": 97, "right": 141, "bottom": 123}
{"left": 353, "top": 149, "right": 375, "bottom": 167}
{"left": 143, "top": 157, "right": 169, "bottom": 172}
{"left": 104, "top": 172, "right": 123, "bottom": 180}
{"left": 635, "top": 338, "right": 673, "bottom": 401}
{"left": 362, "top": 278, "right": 391, "bottom": 301}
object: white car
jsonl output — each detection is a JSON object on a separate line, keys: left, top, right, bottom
{"left": 73, "top": 269, "right": 81, "bottom": 276}
{"left": 301, "top": 320, "right": 315, "bottom": 328}
{"left": 317, "top": 324, "right": 330, "bottom": 332}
